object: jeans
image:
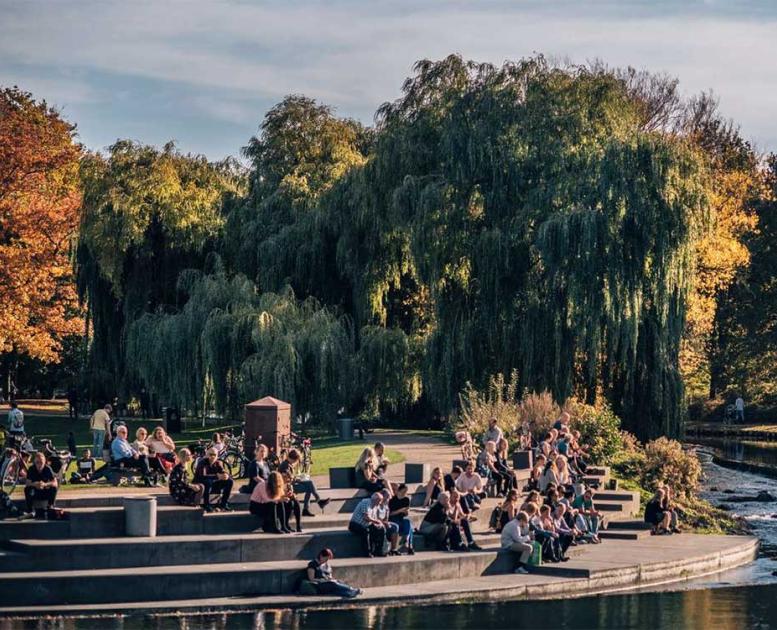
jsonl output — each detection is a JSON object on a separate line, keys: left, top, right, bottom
{"left": 92, "top": 430, "right": 105, "bottom": 457}
{"left": 583, "top": 514, "right": 600, "bottom": 536}
{"left": 391, "top": 516, "right": 414, "bottom": 548}
{"left": 460, "top": 493, "right": 480, "bottom": 514}
{"left": 293, "top": 479, "right": 320, "bottom": 511}
{"left": 315, "top": 579, "right": 359, "bottom": 598}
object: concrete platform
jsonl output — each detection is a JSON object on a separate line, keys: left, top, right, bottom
{"left": 0, "top": 534, "right": 757, "bottom": 617}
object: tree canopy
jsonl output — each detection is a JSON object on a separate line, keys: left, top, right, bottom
{"left": 66, "top": 55, "right": 773, "bottom": 439}
{"left": 0, "top": 87, "right": 82, "bottom": 363}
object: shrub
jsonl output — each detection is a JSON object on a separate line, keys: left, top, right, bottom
{"left": 517, "top": 391, "right": 561, "bottom": 442}
{"left": 456, "top": 371, "right": 522, "bottom": 440}
{"left": 568, "top": 401, "right": 623, "bottom": 465}
{"left": 641, "top": 437, "right": 702, "bottom": 498}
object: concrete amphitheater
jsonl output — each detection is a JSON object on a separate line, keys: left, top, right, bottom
{"left": 0, "top": 432, "right": 758, "bottom": 618}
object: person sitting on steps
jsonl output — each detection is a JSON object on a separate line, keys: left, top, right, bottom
{"left": 501, "top": 510, "right": 534, "bottom": 574}
{"left": 250, "top": 471, "right": 291, "bottom": 533}
{"left": 241, "top": 444, "right": 271, "bottom": 494}
{"left": 448, "top": 488, "right": 482, "bottom": 551}
{"left": 377, "top": 489, "right": 401, "bottom": 555}
{"left": 278, "top": 448, "right": 330, "bottom": 516}
{"left": 660, "top": 484, "right": 682, "bottom": 533}
{"left": 110, "top": 425, "right": 154, "bottom": 486}
{"left": 419, "top": 491, "right": 453, "bottom": 550}
{"left": 389, "top": 483, "right": 415, "bottom": 554}
{"left": 169, "top": 448, "right": 204, "bottom": 507}
{"left": 455, "top": 460, "right": 484, "bottom": 518}
{"left": 354, "top": 447, "right": 391, "bottom": 495}
{"left": 348, "top": 492, "right": 388, "bottom": 557}
{"left": 22, "top": 452, "right": 58, "bottom": 519}
{"left": 645, "top": 488, "right": 673, "bottom": 535}
{"left": 303, "top": 548, "right": 362, "bottom": 599}
{"left": 423, "top": 466, "right": 444, "bottom": 507}
{"left": 193, "top": 447, "right": 233, "bottom": 512}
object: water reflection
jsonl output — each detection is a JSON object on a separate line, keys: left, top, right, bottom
{"left": 7, "top": 584, "right": 777, "bottom": 630}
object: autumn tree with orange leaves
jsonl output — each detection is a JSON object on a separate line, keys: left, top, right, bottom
{"left": 0, "top": 87, "right": 83, "bottom": 365}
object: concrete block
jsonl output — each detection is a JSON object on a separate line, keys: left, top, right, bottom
{"left": 124, "top": 497, "right": 157, "bottom": 537}
{"left": 404, "top": 463, "right": 429, "bottom": 484}
{"left": 329, "top": 467, "right": 356, "bottom": 489}
{"left": 512, "top": 450, "right": 533, "bottom": 470}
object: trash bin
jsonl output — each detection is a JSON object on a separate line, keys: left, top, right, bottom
{"left": 165, "top": 406, "right": 181, "bottom": 433}
{"left": 337, "top": 417, "right": 354, "bottom": 441}
{"left": 124, "top": 496, "right": 157, "bottom": 537}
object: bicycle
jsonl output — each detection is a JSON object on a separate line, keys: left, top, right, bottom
{"left": 280, "top": 432, "right": 313, "bottom": 475}
{"left": 0, "top": 434, "right": 35, "bottom": 495}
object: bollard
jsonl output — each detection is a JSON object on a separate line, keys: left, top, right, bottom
{"left": 124, "top": 496, "right": 157, "bottom": 537}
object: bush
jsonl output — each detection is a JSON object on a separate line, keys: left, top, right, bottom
{"left": 455, "top": 371, "right": 522, "bottom": 440}
{"left": 568, "top": 401, "right": 623, "bottom": 465}
{"left": 641, "top": 437, "right": 702, "bottom": 498}
{"left": 517, "top": 391, "right": 561, "bottom": 442}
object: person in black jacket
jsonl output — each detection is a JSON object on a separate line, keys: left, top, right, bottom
{"left": 644, "top": 488, "right": 671, "bottom": 535}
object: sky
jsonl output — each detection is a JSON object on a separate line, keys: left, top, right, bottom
{"left": 1, "top": 0, "right": 775, "bottom": 160}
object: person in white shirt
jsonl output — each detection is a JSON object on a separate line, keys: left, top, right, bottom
{"left": 455, "top": 460, "right": 484, "bottom": 515}
{"left": 7, "top": 401, "right": 24, "bottom": 437}
{"left": 501, "top": 511, "right": 534, "bottom": 574}
{"left": 735, "top": 396, "right": 745, "bottom": 423}
{"left": 483, "top": 417, "right": 503, "bottom": 446}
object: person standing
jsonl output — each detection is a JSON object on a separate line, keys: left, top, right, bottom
{"left": 90, "top": 404, "right": 112, "bottom": 459}
{"left": 7, "top": 401, "right": 24, "bottom": 439}
{"left": 735, "top": 396, "right": 745, "bottom": 424}
{"left": 67, "top": 386, "right": 78, "bottom": 420}
{"left": 139, "top": 387, "right": 151, "bottom": 420}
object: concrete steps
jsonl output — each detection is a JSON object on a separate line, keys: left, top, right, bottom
{"left": 0, "top": 460, "right": 643, "bottom": 610}
{"left": 0, "top": 517, "right": 473, "bottom": 572}
{"left": 0, "top": 546, "right": 509, "bottom": 606}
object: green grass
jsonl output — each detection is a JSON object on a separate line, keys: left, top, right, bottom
{"left": 306, "top": 439, "right": 405, "bottom": 477}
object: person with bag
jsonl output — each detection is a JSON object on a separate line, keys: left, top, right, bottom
{"left": 301, "top": 548, "right": 362, "bottom": 598}
{"left": 501, "top": 511, "right": 534, "bottom": 574}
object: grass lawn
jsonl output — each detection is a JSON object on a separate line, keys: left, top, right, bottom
{"left": 305, "top": 437, "right": 405, "bottom": 477}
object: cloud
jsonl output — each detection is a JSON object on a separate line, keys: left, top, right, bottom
{"left": 1, "top": 0, "right": 775, "bottom": 156}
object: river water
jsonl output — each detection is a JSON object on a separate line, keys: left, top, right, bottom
{"left": 11, "top": 443, "right": 777, "bottom": 630}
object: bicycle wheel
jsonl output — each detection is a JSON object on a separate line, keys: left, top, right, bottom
{"left": 223, "top": 451, "right": 243, "bottom": 478}
{"left": 0, "top": 454, "right": 21, "bottom": 495}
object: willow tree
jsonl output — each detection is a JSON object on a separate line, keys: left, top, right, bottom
{"left": 320, "top": 56, "right": 710, "bottom": 439}
{"left": 77, "top": 141, "right": 242, "bottom": 401}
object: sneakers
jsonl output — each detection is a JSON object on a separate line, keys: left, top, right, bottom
{"left": 468, "top": 542, "right": 483, "bottom": 551}
{"left": 514, "top": 566, "right": 529, "bottom": 574}
{"left": 17, "top": 512, "right": 34, "bottom": 521}
{"left": 406, "top": 547, "right": 416, "bottom": 555}
{"left": 302, "top": 509, "right": 316, "bottom": 517}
